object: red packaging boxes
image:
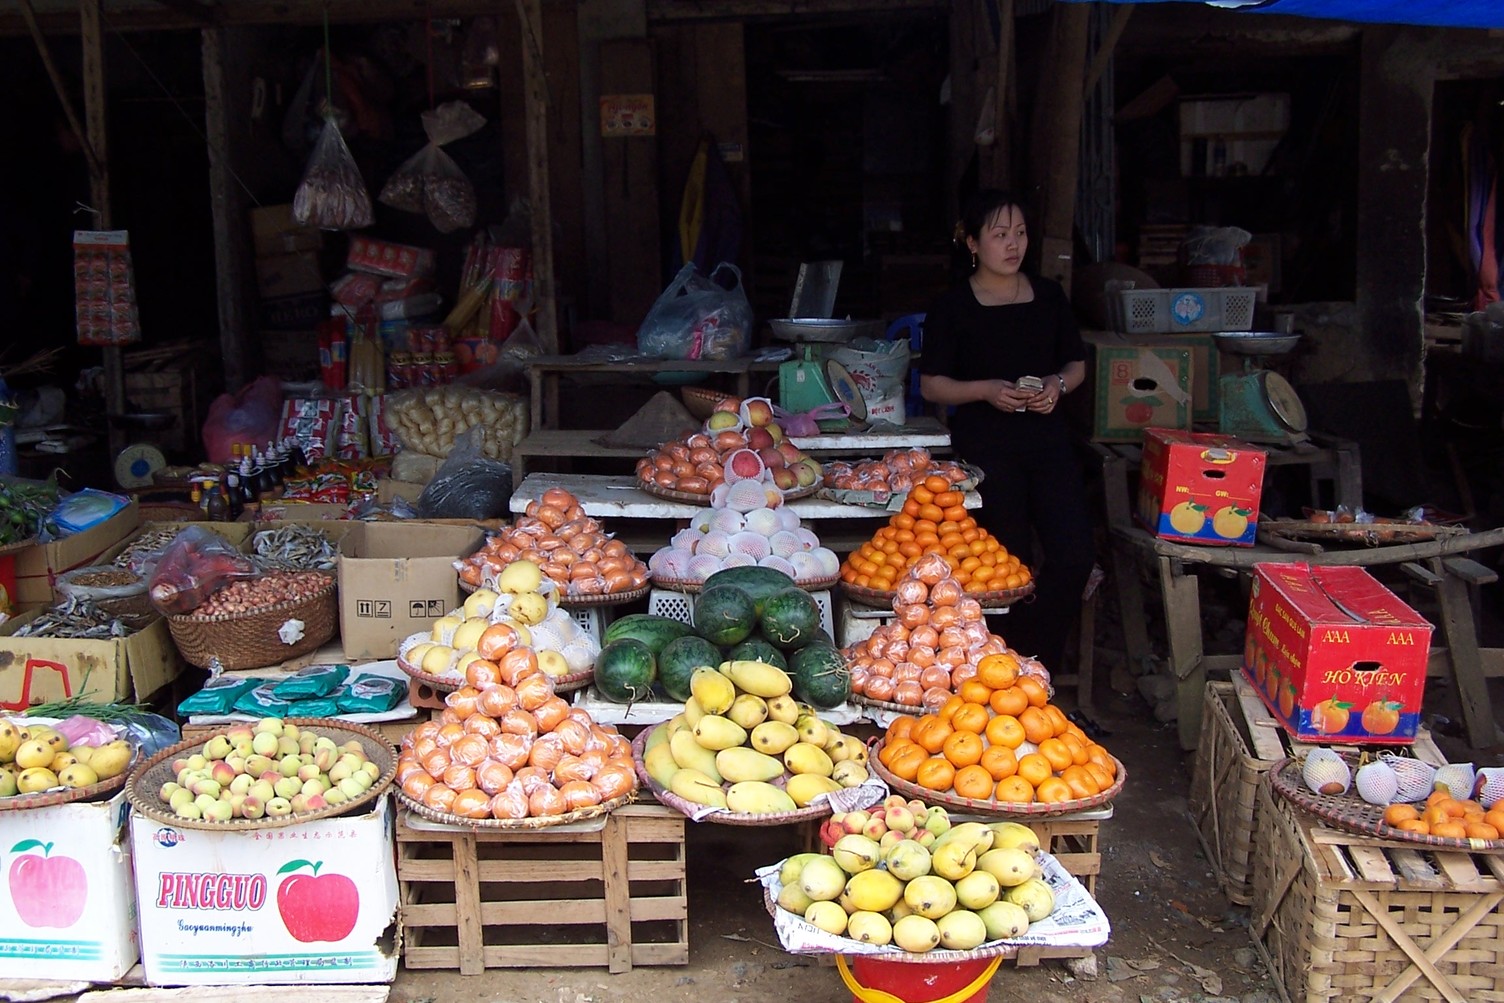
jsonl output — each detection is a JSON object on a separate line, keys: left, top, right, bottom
{"left": 347, "top": 236, "right": 436, "bottom": 279}
{"left": 1138, "top": 428, "right": 1266, "bottom": 546}
{"left": 1243, "top": 563, "right": 1433, "bottom": 744}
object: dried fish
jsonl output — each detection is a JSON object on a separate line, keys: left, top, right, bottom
{"left": 252, "top": 524, "right": 338, "bottom": 571}
{"left": 15, "top": 596, "right": 132, "bottom": 638}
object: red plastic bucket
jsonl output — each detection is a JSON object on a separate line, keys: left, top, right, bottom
{"left": 839, "top": 954, "right": 1002, "bottom": 1003}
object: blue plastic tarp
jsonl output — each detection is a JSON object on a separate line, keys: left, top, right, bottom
{"left": 1062, "top": 0, "right": 1503, "bottom": 30}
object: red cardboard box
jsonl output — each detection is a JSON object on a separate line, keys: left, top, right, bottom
{"left": 1242, "top": 563, "right": 1433, "bottom": 744}
{"left": 346, "top": 236, "right": 435, "bottom": 279}
{"left": 1137, "top": 428, "right": 1266, "bottom": 546}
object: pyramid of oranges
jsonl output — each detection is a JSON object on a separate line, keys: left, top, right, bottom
{"left": 840, "top": 475, "right": 1031, "bottom": 594}
{"left": 876, "top": 652, "right": 1119, "bottom": 806}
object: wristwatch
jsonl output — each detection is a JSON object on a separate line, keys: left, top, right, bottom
{"left": 1054, "top": 374, "right": 1068, "bottom": 394}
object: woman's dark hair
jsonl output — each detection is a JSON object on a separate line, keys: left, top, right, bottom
{"left": 951, "top": 189, "right": 1034, "bottom": 281}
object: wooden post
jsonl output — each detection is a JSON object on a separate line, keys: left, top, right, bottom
{"left": 1027, "top": 2, "right": 1090, "bottom": 294}
{"left": 202, "top": 25, "right": 254, "bottom": 391}
{"left": 946, "top": 0, "right": 980, "bottom": 224}
{"left": 980, "top": 0, "right": 1014, "bottom": 190}
{"left": 515, "top": 0, "right": 558, "bottom": 354}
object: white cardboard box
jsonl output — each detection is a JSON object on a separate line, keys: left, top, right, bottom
{"left": 131, "top": 796, "right": 398, "bottom": 985}
{"left": 0, "top": 791, "right": 138, "bottom": 981}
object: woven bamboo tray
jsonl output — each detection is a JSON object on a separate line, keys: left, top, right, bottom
{"left": 458, "top": 579, "right": 649, "bottom": 606}
{"left": 842, "top": 579, "right": 1035, "bottom": 609}
{"left": 651, "top": 573, "right": 840, "bottom": 595}
{"left": 681, "top": 386, "right": 734, "bottom": 419}
{"left": 396, "top": 788, "right": 634, "bottom": 829}
{"left": 167, "top": 576, "right": 337, "bottom": 671}
{"left": 0, "top": 763, "right": 131, "bottom": 812}
{"left": 546, "top": 669, "right": 595, "bottom": 694}
{"left": 1259, "top": 519, "right": 1464, "bottom": 547}
{"left": 848, "top": 693, "right": 927, "bottom": 715}
{"left": 761, "top": 884, "right": 1020, "bottom": 964}
{"left": 397, "top": 652, "right": 463, "bottom": 693}
{"left": 638, "top": 479, "right": 818, "bottom": 506}
{"left": 870, "top": 739, "right": 1126, "bottom": 817}
{"left": 125, "top": 718, "right": 396, "bottom": 831}
{"left": 1269, "top": 756, "right": 1504, "bottom": 851}
{"left": 630, "top": 726, "right": 833, "bottom": 827}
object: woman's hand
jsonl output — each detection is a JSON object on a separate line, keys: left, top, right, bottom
{"left": 985, "top": 380, "right": 1036, "bottom": 413}
{"left": 1022, "top": 381, "right": 1064, "bottom": 414}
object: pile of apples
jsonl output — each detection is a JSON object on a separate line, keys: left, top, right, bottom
{"left": 0, "top": 720, "right": 132, "bottom": 797}
{"left": 774, "top": 819, "right": 1058, "bottom": 952}
{"left": 157, "top": 718, "right": 381, "bottom": 822}
{"left": 636, "top": 396, "right": 823, "bottom": 498}
{"left": 816, "top": 794, "right": 954, "bottom": 851}
{"left": 404, "top": 559, "right": 599, "bottom": 683}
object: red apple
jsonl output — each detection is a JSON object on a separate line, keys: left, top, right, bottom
{"left": 745, "top": 427, "right": 775, "bottom": 451}
{"left": 744, "top": 398, "right": 775, "bottom": 428}
{"left": 8, "top": 840, "right": 86, "bottom": 928}
{"left": 772, "top": 467, "right": 799, "bottom": 490}
{"left": 276, "top": 859, "right": 359, "bottom": 943}
{"left": 776, "top": 441, "right": 803, "bottom": 465}
{"left": 757, "top": 447, "right": 785, "bottom": 470}
{"left": 726, "top": 448, "right": 765, "bottom": 481}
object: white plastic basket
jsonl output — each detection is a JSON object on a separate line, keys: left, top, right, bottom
{"left": 1111, "top": 287, "right": 1257, "bottom": 334}
{"left": 570, "top": 606, "right": 602, "bottom": 645}
{"left": 649, "top": 588, "right": 835, "bottom": 642}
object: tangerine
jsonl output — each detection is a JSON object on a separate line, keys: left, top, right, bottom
{"left": 1038, "top": 738, "right": 1074, "bottom": 772}
{"left": 1059, "top": 733, "right": 1091, "bottom": 766}
{"left": 887, "top": 743, "right": 927, "bottom": 782}
{"left": 1086, "top": 745, "right": 1117, "bottom": 776}
{"left": 912, "top": 716, "right": 953, "bottom": 754}
{"left": 1465, "top": 821, "right": 1500, "bottom": 840}
{"left": 1036, "top": 777, "right": 1073, "bottom": 803}
{"left": 1019, "top": 707, "right": 1054, "bottom": 745}
{"left": 1432, "top": 821, "right": 1468, "bottom": 839}
{"left": 942, "top": 731, "right": 985, "bottom": 769}
{"left": 985, "top": 714, "right": 1026, "bottom": 750}
{"left": 1396, "top": 819, "right": 1431, "bottom": 835}
{"left": 1083, "top": 761, "right": 1115, "bottom": 791}
{"left": 1017, "top": 753, "right": 1053, "bottom": 788}
{"left": 977, "top": 652, "right": 1021, "bottom": 689}
{"left": 1486, "top": 809, "right": 1504, "bottom": 833}
{"left": 878, "top": 737, "right": 917, "bottom": 768}
{"left": 995, "top": 776, "right": 1035, "bottom": 803}
{"left": 1043, "top": 705, "right": 1071, "bottom": 737}
{"left": 937, "top": 695, "right": 966, "bottom": 724}
{"left": 980, "top": 745, "right": 1019, "bottom": 781}
{"left": 916, "top": 757, "right": 957, "bottom": 792}
{"left": 924, "top": 474, "right": 950, "bottom": 494}
{"left": 1017, "top": 676, "right": 1049, "bottom": 708}
{"left": 951, "top": 703, "right": 990, "bottom": 736}
{"left": 887, "top": 717, "right": 917, "bottom": 744}
{"left": 990, "top": 687, "right": 1029, "bottom": 717}
{"left": 958, "top": 680, "right": 994, "bottom": 706}
{"left": 953, "top": 764, "right": 995, "bottom": 800}
{"left": 1061, "top": 765, "right": 1100, "bottom": 799}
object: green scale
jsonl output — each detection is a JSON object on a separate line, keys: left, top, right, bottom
{"left": 767, "top": 261, "right": 879, "bottom": 430}
{"left": 1214, "top": 331, "right": 1309, "bottom": 442}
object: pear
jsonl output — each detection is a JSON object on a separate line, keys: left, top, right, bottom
{"left": 0, "top": 721, "right": 20, "bottom": 764}
{"left": 496, "top": 560, "right": 543, "bottom": 595}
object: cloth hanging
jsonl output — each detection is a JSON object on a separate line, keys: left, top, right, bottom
{"left": 676, "top": 136, "right": 744, "bottom": 275}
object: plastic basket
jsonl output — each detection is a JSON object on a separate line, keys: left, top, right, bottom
{"left": 1112, "top": 287, "right": 1257, "bottom": 334}
{"left": 648, "top": 587, "right": 834, "bottom": 640}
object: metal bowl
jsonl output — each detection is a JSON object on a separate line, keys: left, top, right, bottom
{"left": 1212, "top": 331, "right": 1302, "bottom": 356}
{"left": 768, "top": 318, "right": 885, "bottom": 344}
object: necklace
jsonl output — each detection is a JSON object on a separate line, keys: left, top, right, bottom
{"left": 974, "top": 274, "right": 1024, "bottom": 306}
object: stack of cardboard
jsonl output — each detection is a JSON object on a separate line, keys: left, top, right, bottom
{"left": 252, "top": 204, "right": 325, "bottom": 380}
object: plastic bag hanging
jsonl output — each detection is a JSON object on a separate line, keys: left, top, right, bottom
{"left": 379, "top": 101, "right": 484, "bottom": 233}
{"left": 293, "top": 117, "right": 373, "bottom": 231}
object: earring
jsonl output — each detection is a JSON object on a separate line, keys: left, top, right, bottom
{"left": 971, "top": 253, "right": 978, "bottom": 270}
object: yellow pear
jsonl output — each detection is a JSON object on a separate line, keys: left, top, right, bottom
{"left": 13, "top": 740, "right": 53, "bottom": 771}
{"left": 496, "top": 560, "right": 543, "bottom": 595}
{"left": 87, "top": 741, "right": 132, "bottom": 781}
{"left": 16, "top": 767, "right": 59, "bottom": 794}
{"left": 0, "top": 721, "right": 20, "bottom": 764}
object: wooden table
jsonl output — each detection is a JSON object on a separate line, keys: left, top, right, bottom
{"left": 511, "top": 417, "right": 954, "bottom": 478}
{"left": 525, "top": 354, "right": 782, "bottom": 433}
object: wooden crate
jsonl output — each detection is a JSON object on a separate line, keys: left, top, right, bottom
{"left": 1190, "top": 676, "right": 1446, "bottom": 907}
{"left": 396, "top": 804, "right": 688, "bottom": 974}
{"left": 1249, "top": 782, "right": 1504, "bottom": 1003}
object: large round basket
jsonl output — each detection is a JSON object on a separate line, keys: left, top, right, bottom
{"left": 638, "top": 479, "right": 819, "bottom": 506}
{"left": 761, "top": 884, "right": 1019, "bottom": 964}
{"left": 870, "top": 739, "right": 1126, "bottom": 816}
{"left": 1269, "top": 756, "right": 1504, "bottom": 851}
{"left": 681, "top": 386, "right": 734, "bottom": 419}
{"left": 841, "top": 579, "right": 1035, "bottom": 610}
{"left": 167, "top": 577, "right": 337, "bottom": 671}
{"left": 546, "top": 669, "right": 595, "bottom": 694}
{"left": 458, "top": 579, "right": 649, "bottom": 608}
{"left": 125, "top": 719, "right": 396, "bottom": 831}
{"left": 397, "top": 788, "right": 634, "bottom": 829}
{"left": 848, "top": 693, "right": 928, "bottom": 715}
{"left": 631, "top": 725, "right": 833, "bottom": 827}
{"left": 0, "top": 758, "right": 134, "bottom": 812}
{"left": 651, "top": 573, "right": 840, "bottom": 595}
{"left": 397, "top": 652, "right": 463, "bottom": 694}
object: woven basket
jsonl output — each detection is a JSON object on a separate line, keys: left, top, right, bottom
{"left": 1187, "top": 681, "right": 1274, "bottom": 905}
{"left": 870, "top": 739, "right": 1126, "bottom": 817}
{"left": 638, "top": 479, "right": 818, "bottom": 506}
{"left": 631, "top": 725, "right": 833, "bottom": 826}
{"left": 0, "top": 765, "right": 131, "bottom": 812}
{"left": 167, "top": 578, "right": 337, "bottom": 671}
{"left": 842, "top": 580, "right": 1035, "bottom": 610}
{"left": 396, "top": 789, "right": 634, "bottom": 830}
{"left": 125, "top": 718, "right": 396, "bottom": 831}
{"left": 681, "top": 386, "right": 734, "bottom": 419}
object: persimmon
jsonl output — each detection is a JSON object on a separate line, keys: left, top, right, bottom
{"left": 878, "top": 737, "right": 917, "bottom": 768}
{"left": 1084, "top": 762, "right": 1115, "bottom": 791}
{"left": 1043, "top": 705, "right": 1071, "bottom": 737}
{"left": 1037, "top": 738, "right": 1074, "bottom": 773}
{"left": 990, "top": 686, "right": 1029, "bottom": 717}
{"left": 887, "top": 743, "right": 927, "bottom": 782}
{"left": 1465, "top": 821, "right": 1500, "bottom": 840}
{"left": 936, "top": 695, "right": 966, "bottom": 724}
{"left": 1485, "top": 809, "right": 1504, "bottom": 833}
{"left": 887, "top": 717, "right": 917, "bottom": 744}
{"left": 1017, "top": 676, "right": 1049, "bottom": 708}
{"left": 942, "top": 731, "right": 984, "bottom": 768}
{"left": 1432, "top": 820, "right": 1468, "bottom": 839}
{"left": 958, "top": 680, "right": 994, "bottom": 706}
{"left": 977, "top": 653, "right": 1021, "bottom": 689}
{"left": 995, "top": 776, "right": 1035, "bottom": 803}
{"left": 1397, "top": 819, "right": 1431, "bottom": 835}
{"left": 1422, "top": 806, "right": 1451, "bottom": 829}
{"left": 953, "top": 764, "right": 995, "bottom": 800}
{"left": 1019, "top": 707, "right": 1054, "bottom": 745}
{"left": 916, "top": 757, "right": 957, "bottom": 792}
{"left": 1017, "top": 753, "right": 1053, "bottom": 788}
{"left": 1059, "top": 733, "right": 1091, "bottom": 766}
{"left": 1036, "top": 777, "right": 1074, "bottom": 803}
{"left": 980, "top": 745, "right": 1019, "bottom": 781}
{"left": 923, "top": 474, "right": 950, "bottom": 494}
{"left": 934, "top": 491, "right": 963, "bottom": 508}
{"left": 1061, "top": 765, "right": 1099, "bottom": 799}
{"left": 1086, "top": 744, "right": 1117, "bottom": 776}
{"left": 985, "top": 714, "right": 1026, "bottom": 750}
{"left": 951, "top": 703, "right": 990, "bottom": 736}
{"left": 912, "top": 716, "right": 953, "bottom": 754}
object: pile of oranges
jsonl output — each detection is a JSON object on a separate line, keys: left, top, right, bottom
{"left": 876, "top": 652, "right": 1118, "bottom": 805}
{"left": 1382, "top": 791, "right": 1504, "bottom": 840}
{"left": 840, "top": 476, "right": 1032, "bottom": 594}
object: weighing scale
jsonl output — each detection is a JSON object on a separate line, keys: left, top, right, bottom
{"left": 1215, "top": 331, "right": 1308, "bottom": 442}
{"left": 768, "top": 261, "right": 882, "bottom": 429}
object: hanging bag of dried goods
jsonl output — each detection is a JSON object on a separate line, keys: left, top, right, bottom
{"left": 379, "top": 101, "right": 485, "bottom": 233}
{"left": 294, "top": 117, "right": 373, "bottom": 230}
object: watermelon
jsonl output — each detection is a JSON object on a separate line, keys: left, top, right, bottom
{"left": 728, "top": 636, "right": 788, "bottom": 671}
{"left": 603, "top": 614, "right": 694, "bottom": 655}
{"left": 702, "top": 566, "right": 798, "bottom": 617}
{"left": 760, "top": 587, "right": 823, "bottom": 650}
{"left": 790, "top": 643, "right": 851, "bottom": 709}
{"left": 657, "top": 635, "right": 722, "bottom": 703}
{"left": 693, "top": 584, "right": 758, "bottom": 646}
{"left": 595, "top": 638, "right": 656, "bottom": 703}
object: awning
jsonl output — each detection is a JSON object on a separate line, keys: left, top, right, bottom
{"left": 1060, "top": 0, "right": 1503, "bottom": 31}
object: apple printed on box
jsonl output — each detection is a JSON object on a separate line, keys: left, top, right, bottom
{"left": 0, "top": 791, "right": 139, "bottom": 982}
{"left": 130, "top": 796, "right": 398, "bottom": 986}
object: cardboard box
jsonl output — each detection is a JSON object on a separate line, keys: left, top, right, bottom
{"left": 255, "top": 252, "right": 324, "bottom": 300}
{"left": 13, "top": 501, "right": 139, "bottom": 605}
{"left": 0, "top": 611, "right": 183, "bottom": 709}
{"left": 337, "top": 523, "right": 484, "bottom": 659}
{"left": 1081, "top": 332, "right": 1193, "bottom": 442}
{"left": 250, "top": 204, "right": 323, "bottom": 257}
{"left": 0, "top": 791, "right": 138, "bottom": 980}
{"left": 1115, "top": 333, "right": 1219, "bottom": 422}
{"left": 346, "top": 236, "right": 435, "bottom": 279}
{"left": 131, "top": 797, "right": 398, "bottom": 985}
{"left": 1242, "top": 563, "right": 1433, "bottom": 744}
{"left": 1138, "top": 428, "right": 1266, "bottom": 546}
{"left": 98, "top": 521, "right": 253, "bottom": 567}
{"left": 259, "top": 291, "right": 326, "bottom": 332}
